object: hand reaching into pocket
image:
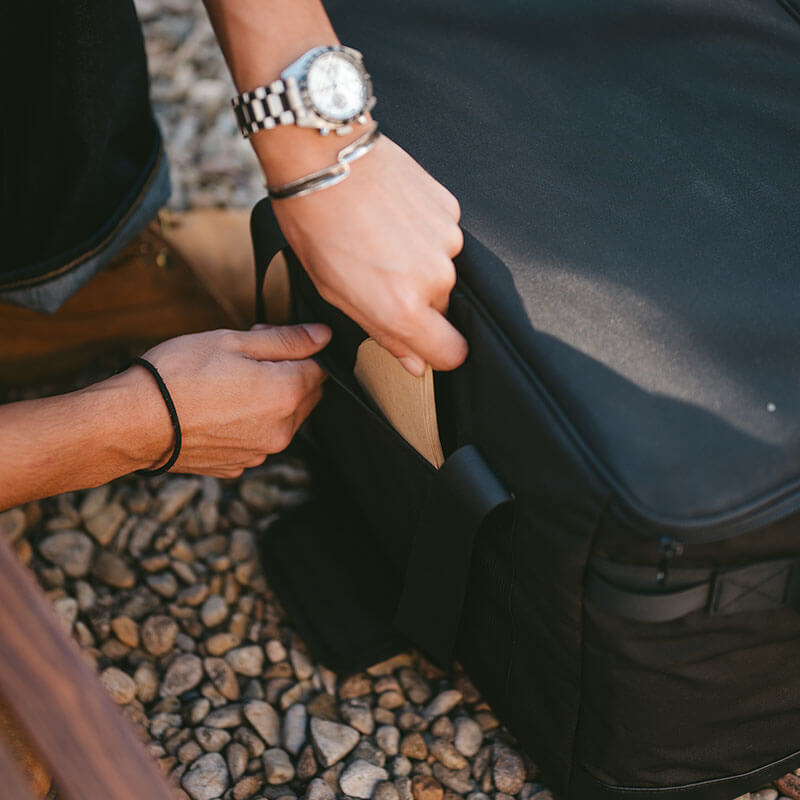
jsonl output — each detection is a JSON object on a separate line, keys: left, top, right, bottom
{"left": 136, "top": 324, "right": 330, "bottom": 477}
{"left": 270, "top": 135, "right": 468, "bottom": 377}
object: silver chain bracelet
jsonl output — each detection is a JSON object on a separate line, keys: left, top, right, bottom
{"left": 266, "top": 122, "right": 381, "bottom": 200}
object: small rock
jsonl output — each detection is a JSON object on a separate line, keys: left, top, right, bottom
{"left": 263, "top": 747, "right": 295, "bottom": 784}
{"left": 377, "top": 725, "right": 400, "bottom": 756}
{"left": 181, "top": 752, "right": 229, "bottom": 800}
{"left": 141, "top": 615, "right": 179, "bottom": 656}
{"left": 305, "top": 777, "right": 335, "bottom": 800}
{"left": 396, "top": 776, "right": 414, "bottom": 800}
{"left": 226, "top": 741, "right": 249, "bottom": 781}
{"left": 297, "top": 744, "right": 318, "bottom": 781}
{"left": 284, "top": 703, "right": 307, "bottom": 755}
{"left": 129, "top": 517, "right": 159, "bottom": 558}
{"left": 423, "top": 691, "right": 462, "bottom": 721}
{"left": 244, "top": 700, "right": 281, "bottom": 746}
{"left": 147, "top": 571, "right": 178, "bottom": 598}
{"left": 80, "top": 486, "right": 109, "bottom": 520}
{"left": 432, "top": 764, "right": 473, "bottom": 795}
{"left": 493, "top": 750, "right": 525, "bottom": 795}
{"left": 310, "top": 717, "right": 360, "bottom": 767}
{"left": 92, "top": 551, "right": 136, "bottom": 589}
{"left": 430, "top": 740, "right": 467, "bottom": 770}
{"left": 100, "top": 667, "right": 136, "bottom": 705}
{"left": 412, "top": 776, "right": 444, "bottom": 800}
{"left": 0, "top": 508, "right": 26, "bottom": 542}
{"left": 266, "top": 640, "right": 288, "bottom": 663}
{"left": 157, "top": 478, "right": 201, "bottom": 522}
{"left": 340, "top": 759, "right": 390, "bottom": 799}
{"left": 85, "top": 501, "right": 126, "bottom": 546}
{"left": 206, "top": 632, "right": 241, "bottom": 656}
{"left": 39, "top": 531, "right": 94, "bottom": 578}
{"left": 392, "top": 756, "right": 413, "bottom": 778}
{"left": 195, "top": 727, "right": 232, "bottom": 752}
{"left": 226, "top": 645, "right": 264, "bottom": 676}
{"left": 239, "top": 479, "right": 278, "bottom": 511}
{"left": 52, "top": 596, "right": 78, "bottom": 632}
{"left": 229, "top": 529, "right": 256, "bottom": 562}
{"left": 111, "top": 616, "right": 140, "bottom": 649}
{"left": 205, "top": 657, "right": 240, "bottom": 701}
{"left": 398, "top": 670, "right": 432, "bottom": 705}
{"left": 161, "top": 654, "right": 204, "bottom": 697}
{"left": 134, "top": 661, "right": 159, "bottom": 703}
{"left": 205, "top": 705, "right": 243, "bottom": 728}
{"left": 233, "top": 775, "right": 263, "bottom": 800}
{"left": 375, "top": 781, "right": 401, "bottom": 800}
{"left": 290, "top": 648, "right": 314, "bottom": 680}
{"left": 178, "top": 741, "right": 204, "bottom": 764}
{"left": 453, "top": 718, "right": 482, "bottom": 758}
{"left": 201, "top": 595, "right": 229, "bottom": 628}
{"left": 341, "top": 698, "right": 374, "bottom": 735}
{"left": 400, "top": 733, "right": 428, "bottom": 761}
{"left": 339, "top": 673, "right": 372, "bottom": 700}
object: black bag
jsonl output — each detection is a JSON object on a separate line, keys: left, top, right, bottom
{"left": 250, "top": 0, "right": 800, "bottom": 797}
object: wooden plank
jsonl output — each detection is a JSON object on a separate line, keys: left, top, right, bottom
{"left": 0, "top": 735, "right": 39, "bottom": 800}
{"left": 0, "top": 536, "right": 176, "bottom": 800}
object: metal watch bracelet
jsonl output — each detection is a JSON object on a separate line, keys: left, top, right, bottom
{"left": 266, "top": 122, "right": 381, "bottom": 200}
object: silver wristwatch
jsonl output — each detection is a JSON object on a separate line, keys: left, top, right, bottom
{"left": 231, "top": 45, "right": 376, "bottom": 138}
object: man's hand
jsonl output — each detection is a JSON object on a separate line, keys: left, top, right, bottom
{"left": 271, "top": 135, "right": 467, "bottom": 376}
{"left": 135, "top": 325, "right": 330, "bottom": 477}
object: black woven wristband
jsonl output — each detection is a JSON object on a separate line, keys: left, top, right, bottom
{"left": 132, "top": 356, "right": 182, "bottom": 476}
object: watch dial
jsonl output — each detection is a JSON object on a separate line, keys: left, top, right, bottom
{"left": 306, "top": 52, "right": 367, "bottom": 122}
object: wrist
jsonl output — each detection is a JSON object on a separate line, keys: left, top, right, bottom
{"left": 85, "top": 368, "right": 173, "bottom": 474}
{"left": 252, "top": 113, "right": 375, "bottom": 186}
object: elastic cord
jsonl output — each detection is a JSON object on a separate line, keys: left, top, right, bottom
{"left": 132, "top": 356, "right": 182, "bottom": 475}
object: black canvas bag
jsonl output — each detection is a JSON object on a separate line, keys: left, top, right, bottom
{"left": 250, "top": 0, "right": 800, "bottom": 797}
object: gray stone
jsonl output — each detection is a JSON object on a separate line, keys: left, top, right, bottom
{"left": 229, "top": 528, "right": 256, "bottom": 562}
{"left": 226, "top": 645, "right": 264, "bottom": 676}
{"left": 305, "top": 777, "right": 335, "bottom": 800}
{"left": 195, "top": 727, "right": 232, "bottom": 752}
{"left": 430, "top": 739, "right": 467, "bottom": 770}
{"left": 161, "top": 654, "right": 204, "bottom": 697}
{"left": 310, "top": 717, "right": 360, "bottom": 767}
{"left": 147, "top": 571, "right": 178, "bottom": 598}
{"left": 39, "top": 531, "right": 94, "bottom": 578}
{"left": 243, "top": 699, "right": 280, "bottom": 746}
{"left": 398, "top": 669, "right": 432, "bottom": 705}
{"left": 201, "top": 595, "right": 229, "bottom": 628}
{"left": 129, "top": 517, "right": 159, "bottom": 558}
{"left": 493, "top": 750, "right": 525, "bottom": 796}
{"left": 134, "top": 661, "right": 159, "bottom": 703}
{"left": 340, "top": 759, "right": 390, "bottom": 799}
{"left": 205, "top": 705, "right": 243, "bottom": 728}
{"left": 157, "top": 478, "right": 201, "bottom": 522}
{"left": 376, "top": 725, "right": 400, "bottom": 757}
{"left": 423, "top": 691, "right": 462, "bottom": 721}
{"left": 226, "top": 741, "right": 249, "bottom": 781}
{"left": 85, "top": 501, "right": 126, "bottom": 545}
{"left": 205, "top": 657, "right": 240, "bottom": 701}
{"left": 432, "top": 763, "right": 474, "bottom": 794}
{"left": 141, "top": 615, "right": 179, "bottom": 656}
{"left": 80, "top": 485, "right": 110, "bottom": 520}
{"left": 283, "top": 702, "right": 307, "bottom": 755}
{"left": 0, "top": 508, "right": 26, "bottom": 543}
{"left": 92, "top": 551, "right": 136, "bottom": 589}
{"left": 375, "top": 781, "right": 402, "bottom": 800}
{"left": 263, "top": 747, "right": 295, "bottom": 784}
{"left": 453, "top": 718, "right": 482, "bottom": 758}
{"left": 391, "top": 756, "right": 413, "bottom": 777}
{"left": 181, "top": 752, "right": 229, "bottom": 800}
{"left": 100, "top": 667, "right": 136, "bottom": 705}
{"left": 341, "top": 698, "right": 374, "bottom": 735}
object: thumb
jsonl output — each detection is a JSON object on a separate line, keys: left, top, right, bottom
{"left": 239, "top": 323, "right": 332, "bottom": 361}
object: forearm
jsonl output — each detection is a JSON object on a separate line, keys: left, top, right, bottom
{"left": 202, "top": 0, "right": 367, "bottom": 184}
{"left": 0, "top": 370, "right": 169, "bottom": 510}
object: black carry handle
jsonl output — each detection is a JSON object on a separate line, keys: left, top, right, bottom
{"left": 394, "top": 445, "right": 513, "bottom": 666}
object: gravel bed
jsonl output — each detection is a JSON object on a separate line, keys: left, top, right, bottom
{"left": 2, "top": 1, "right": 796, "bottom": 799}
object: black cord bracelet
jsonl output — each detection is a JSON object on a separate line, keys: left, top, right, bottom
{"left": 132, "top": 356, "right": 182, "bottom": 475}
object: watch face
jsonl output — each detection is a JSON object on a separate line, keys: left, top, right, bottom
{"left": 306, "top": 50, "right": 369, "bottom": 123}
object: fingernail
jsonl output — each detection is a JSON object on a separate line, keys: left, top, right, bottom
{"left": 303, "top": 323, "right": 332, "bottom": 345}
{"left": 399, "top": 355, "right": 426, "bottom": 377}
{"left": 250, "top": 323, "right": 272, "bottom": 330}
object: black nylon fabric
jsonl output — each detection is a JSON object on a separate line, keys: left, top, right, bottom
{"left": 321, "top": 0, "right": 800, "bottom": 531}
{"left": 1, "top": 1, "right": 161, "bottom": 285}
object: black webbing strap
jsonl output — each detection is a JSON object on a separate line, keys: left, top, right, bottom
{"left": 394, "top": 445, "right": 513, "bottom": 666}
{"left": 251, "top": 200, "right": 287, "bottom": 324}
{"left": 587, "top": 557, "right": 800, "bottom": 623}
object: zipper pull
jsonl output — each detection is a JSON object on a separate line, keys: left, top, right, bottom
{"left": 656, "top": 536, "right": 684, "bottom": 585}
